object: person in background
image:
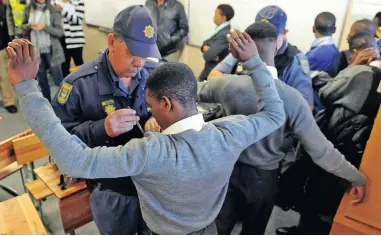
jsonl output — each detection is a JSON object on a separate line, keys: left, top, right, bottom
{"left": 145, "top": 0, "right": 189, "bottom": 62}
{"left": 330, "top": 19, "right": 377, "bottom": 76}
{"left": 7, "top": 29, "right": 286, "bottom": 234}
{"left": 277, "top": 31, "right": 380, "bottom": 235}
{"left": 52, "top": 6, "right": 161, "bottom": 234}
{"left": 22, "top": 0, "right": 64, "bottom": 102}
{"left": 55, "top": 0, "right": 85, "bottom": 78}
{"left": 208, "top": 5, "right": 313, "bottom": 110}
{"left": 198, "top": 4, "right": 234, "bottom": 81}
{"left": 306, "top": 12, "right": 339, "bottom": 114}
{"left": 6, "top": 0, "right": 27, "bottom": 39}
{"left": 0, "top": 0, "right": 17, "bottom": 113}
{"left": 372, "top": 12, "right": 381, "bottom": 47}
{"left": 198, "top": 22, "right": 366, "bottom": 235}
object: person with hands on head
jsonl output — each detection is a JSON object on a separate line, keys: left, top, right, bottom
{"left": 50, "top": 5, "right": 161, "bottom": 235}
{"left": 8, "top": 28, "right": 285, "bottom": 234}
{"left": 197, "top": 22, "right": 367, "bottom": 235}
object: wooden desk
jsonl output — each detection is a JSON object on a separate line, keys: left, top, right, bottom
{"left": 34, "top": 163, "right": 92, "bottom": 233}
{"left": 330, "top": 106, "right": 381, "bottom": 234}
{"left": 0, "top": 194, "right": 47, "bottom": 235}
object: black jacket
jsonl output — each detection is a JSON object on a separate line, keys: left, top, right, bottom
{"left": 198, "top": 24, "right": 230, "bottom": 81}
{"left": 145, "top": 0, "right": 188, "bottom": 57}
{"left": 0, "top": 3, "right": 11, "bottom": 51}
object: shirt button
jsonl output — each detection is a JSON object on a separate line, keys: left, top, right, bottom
{"left": 94, "top": 66, "right": 98, "bottom": 70}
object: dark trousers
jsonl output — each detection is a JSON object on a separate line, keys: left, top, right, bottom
{"left": 90, "top": 185, "right": 148, "bottom": 235}
{"left": 37, "top": 52, "right": 63, "bottom": 102}
{"left": 60, "top": 38, "right": 84, "bottom": 78}
{"left": 62, "top": 47, "right": 84, "bottom": 78}
{"left": 216, "top": 163, "right": 279, "bottom": 235}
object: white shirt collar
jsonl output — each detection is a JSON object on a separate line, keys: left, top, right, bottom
{"left": 162, "top": 113, "right": 205, "bottom": 135}
{"left": 266, "top": 66, "right": 278, "bottom": 80}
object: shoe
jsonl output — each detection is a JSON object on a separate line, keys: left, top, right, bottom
{"left": 276, "top": 226, "right": 300, "bottom": 235}
{"left": 5, "top": 105, "right": 18, "bottom": 113}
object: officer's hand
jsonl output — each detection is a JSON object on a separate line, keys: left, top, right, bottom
{"left": 104, "top": 109, "right": 140, "bottom": 137}
{"left": 350, "top": 184, "right": 366, "bottom": 205}
{"left": 7, "top": 39, "right": 39, "bottom": 86}
{"left": 227, "top": 29, "right": 258, "bottom": 62}
{"left": 144, "top": 117, "right": 161, "bottom": 132}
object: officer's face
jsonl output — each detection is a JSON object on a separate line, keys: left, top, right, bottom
{"left": 108, "top": 33, "right": 145, "bottom": 78}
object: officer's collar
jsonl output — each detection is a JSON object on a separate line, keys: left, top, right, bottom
{"left": 277, "top": 38, "right": 289, "bottom": 55}
{"left": 97, "top": 49, "right": 142, "bottom": 96}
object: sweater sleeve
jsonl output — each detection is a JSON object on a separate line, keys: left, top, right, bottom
{"left": 212, "top": 56, "right": 285, "bottom": 155}
{"left": 287, "top": 88, "right": 366, "bottom": 185}
{"left": 14, "top": 80, "right": 150, "bottom": 179}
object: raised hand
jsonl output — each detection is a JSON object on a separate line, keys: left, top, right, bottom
{"left": 227, "top": 28, "right": 258, "bottom": 62}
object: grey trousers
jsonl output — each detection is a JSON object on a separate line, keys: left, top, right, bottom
{"left": 90, "top": 185, "right": 148, "bottom": 235}
{"left": 149, "top": 222, "right": 217, "bottom": 235}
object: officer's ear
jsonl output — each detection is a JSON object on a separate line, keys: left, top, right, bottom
{"left": 107, "top": 33, "right": 119, "bottom": 52}
{"left": 313, "top": 26, "right": 316, "bottom": 34}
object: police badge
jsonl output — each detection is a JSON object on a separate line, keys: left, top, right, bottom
{"left": 58, "top": 83, "right": 73, "bottom": 105}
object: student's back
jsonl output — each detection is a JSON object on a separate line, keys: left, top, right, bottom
{"left": 307, "top": 44, "right": 339, "bottom": 73}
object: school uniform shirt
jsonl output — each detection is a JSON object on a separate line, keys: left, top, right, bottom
{"left": 306, "top": 36, "right": 339, "bottom": 114}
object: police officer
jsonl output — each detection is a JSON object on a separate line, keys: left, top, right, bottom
{"left": 208, "top": 5, "right": 314, "bottom": 110}
{"left": 51, "top": 5, "right": 160, "bottom": 235}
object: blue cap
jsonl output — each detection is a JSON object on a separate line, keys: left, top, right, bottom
{"left": 113, "top": 5, "right": 161, "bottom": 59}
{"left": 255, "top": 5, "right": 287, "bottom": 36}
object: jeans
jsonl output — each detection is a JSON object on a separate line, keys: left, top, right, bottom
{"left": 37, "top": 52, "right": 63, "bottom": 102}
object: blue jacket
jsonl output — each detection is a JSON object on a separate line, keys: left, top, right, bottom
{"left": 306, "top": 37, "right": 340, "bottom": 114}
{"left": 51, "top": 50, "right": 158, "bottom": 196}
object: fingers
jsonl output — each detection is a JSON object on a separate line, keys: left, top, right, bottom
{"left": 114, "top": 108, "right": 136, "bottom": 116}
{"left": 6, "top": 46, "right": 17, "bottom": 61}
{"left": 19, "top": 39, "right": 31, "bottom": 61}
{"left": 8, "top": 41, "right": 23, "bottom": 62}
{"left": 243, "top": 32, "right": 254, "bottom": 44}
{"left": 351, "top": 186, "right": 366, "bottom": 205}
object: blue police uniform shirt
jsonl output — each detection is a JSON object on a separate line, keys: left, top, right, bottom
{"left": 51, "top": 49, "right": 158, "bottom": 195}
{"left": 275, "top": 40, "right": 314, "bottom": 108}
{"left": 306, "top": 36, "right": 339, "bottom": 114}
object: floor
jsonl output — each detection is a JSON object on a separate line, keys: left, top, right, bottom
{"left": 0, "top": 82, "right": 300, "bottom": 235}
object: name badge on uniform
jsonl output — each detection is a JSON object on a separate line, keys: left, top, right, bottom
{"left": 58, "top": 83, "right": 73, "bottom": 105}
{"left": 102, "top": 99, "right": 116, "bottom": 115}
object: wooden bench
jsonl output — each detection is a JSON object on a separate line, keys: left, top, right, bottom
{"left": 34, "top": 163, "right": 92, "bottom": 234}
{"left": 0, "top": 194, "right": 47, "bottom": 235}
{"left": 0, "top": 129, "right": 32, "bottom": 196}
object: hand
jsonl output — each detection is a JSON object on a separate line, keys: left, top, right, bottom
{"left": 227, "top": 28, "right": 258, "bottom": 62}
{"left": 202, "top": 45, "right": 209, "bottom": 53}
{"left": 351, "top": 48, "right": 379, "bottom": 66}
{"left": 144, "top": 117, "right": 161, "bottom": 132}
{"left": 7, "top": 39, "right": 39, "bottom": 86}
{"left": 350, "top": 184, "right": 366, "bottom": 205}
{"left": 104, "top": 109, "right": 140, "bottom": 137}
{"left": 30, "top": 22, "right": 45, "bottom": 31}
{"left": 55, "top": 4, "right": 63, "bottom": 11}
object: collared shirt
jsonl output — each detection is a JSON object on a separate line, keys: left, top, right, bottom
{"left": 162, "top": 113, "right": 205, "bottom": 135}
{"left": 267, "top": 66, "right": 278, "bottom": 80}
{"left": 311, "top": 36, "right": 335, "bottom": 49}
{"left": 105, "top": 52, "right": 140, "bottom": 97}
{"left": 209, "top": 21, "right": 230, "bottom": 38}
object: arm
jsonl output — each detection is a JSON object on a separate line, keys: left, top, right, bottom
{"left": 6, "top": 2, "right": 15, "bottom": 37}
{"left": 170, "top": 3, "right": 188, "bottom": 44}
{"left": 61, "top": 0, "right": 85, "bottom": 25}
{"left": 15, "top": 80, "right": 150, "bottom": 179}
{"left": 288, "top": 89, "right": 366, "bottom": 185}
{"left": 43, "top": 8, "right": 64, "bottom": 38}
{"left": 51, "top": 87, "right": 113, "bottom": 148}
{"left": 203, "top": 35, "right": 228, "bottom": 62}
{"left": 207, "top": 53, "right": 237, "bottom": 79}
{"left": 212, "top": 55, "right": 285, "bottom": 152}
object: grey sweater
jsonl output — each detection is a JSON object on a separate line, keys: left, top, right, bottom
{"left": 198, "top": 75, "right": 366, "bottom": 186}
{"left": 14, "top": 56, "right": 285, "bottom": 234}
